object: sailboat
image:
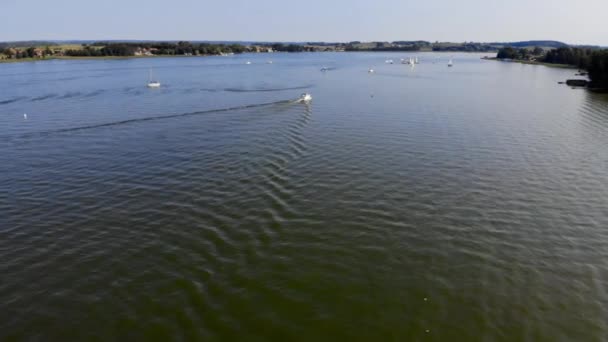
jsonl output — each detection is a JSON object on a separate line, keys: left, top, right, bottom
{"left": 147, "top": 69, "right": 161, "bottom": 88}
{"left": 448, "top": 58, "right": 453, "bottom": 67}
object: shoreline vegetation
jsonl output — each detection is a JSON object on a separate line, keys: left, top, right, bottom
{"left": 493, "top": 46, "right": 608, "bottom": 89}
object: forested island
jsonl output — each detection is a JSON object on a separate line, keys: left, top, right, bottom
{"left": 495, "top": 46, "right": 608, "bottom": 89}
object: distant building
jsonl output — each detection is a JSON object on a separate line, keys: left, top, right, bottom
{"left": 5, "top": 48, "right": 17, "bottom": 58}
{"left": 134, "top": 48, "right": 156, "bottom": 56}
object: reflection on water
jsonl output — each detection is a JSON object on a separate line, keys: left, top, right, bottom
{"left": 1, "top": 53, "right": 608, "bottom": 341}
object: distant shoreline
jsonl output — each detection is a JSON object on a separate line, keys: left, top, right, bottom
{"left": 0, "top": 54, "right": 225, "bottom": 64}
{"left": 0, "top": 51, "right": 495, "bottom": 65}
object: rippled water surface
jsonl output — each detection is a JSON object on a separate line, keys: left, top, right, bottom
{"left": 2, "top": 53, "right": 608, "bottom": 341}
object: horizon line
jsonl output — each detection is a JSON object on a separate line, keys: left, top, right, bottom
{"left": 1, "top": 39, "right": 605, "bottom": 47}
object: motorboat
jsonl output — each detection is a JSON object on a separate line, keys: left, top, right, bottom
{"left": 299, "top": 93, "right": 312, "bottom": 103}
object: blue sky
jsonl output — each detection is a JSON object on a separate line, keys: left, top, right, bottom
{"left": 1, "top": 0, "right": 607, "bottom": 45}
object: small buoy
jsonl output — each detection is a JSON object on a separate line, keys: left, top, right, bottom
{"left": 426, "top": 330, "right": 430, "bottom": 333}
{"left": 424, "top": 298, "right": 428, "bottom": 301}
{"left": 23, "top": 113, "right": 27, "bottom": 120}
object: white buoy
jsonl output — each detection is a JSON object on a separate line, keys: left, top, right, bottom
{"left": 23, "top": 113, "right": 27, "bottom": 120}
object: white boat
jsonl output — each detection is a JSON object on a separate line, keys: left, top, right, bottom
{"left": 368, "top": 68, "right": 375, "bottom": 73}
{"left": 267, "top": 60, "right": 273, "bottom": 64}
{"left": 403, "top": 58, "right": 415, "bottom": 65}
{"left": 299, "top": 93, "right": 312, "bottom": 103}
{"left": 147, "top": 69, "right": 161, "bottom": 88}
{"left": 385, "top": 59, "right": 394, "bottom": 64}
{"left": 414, "top": 57, "right": 419, "bottom": 64}
{"left": 245, "top": 61, "right": 252, "bottom": 65}
{"left": 448, "top": 59, "right": 453, "bottom": 67}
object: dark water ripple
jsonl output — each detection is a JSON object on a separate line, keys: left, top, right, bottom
{"left": 0, "top": 96, "right": 27, "bottom": 105}
{"left": 30, "top": 93, "right": 58, "bottom": 102}
{"left": 224, "top": 85, "right": 313, "bottom": 93}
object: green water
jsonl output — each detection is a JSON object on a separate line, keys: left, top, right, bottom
{"left": 1, "top": 53, "right": 608, "bottom": 341}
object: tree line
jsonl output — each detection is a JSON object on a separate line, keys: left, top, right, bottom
{"left": 543, "top": 48, "right": 608, "bottom": 87}
{"left": 64, "top": 41, "right": 248, "bottom": 57}
{"left": 0, "top": 46, "right": 53, "bottom": 58}
{"left": 1, "top": 41, "right": 317, "bottom": 59}
{"left": 496, "top": 46, "right": 544, "bottom": 60}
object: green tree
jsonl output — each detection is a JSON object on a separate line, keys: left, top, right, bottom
{"left": 26, "top": 47, "right": 36, "bottom": 58}
{"left": 497, "top": 47, "right": 518, "bottom": 59}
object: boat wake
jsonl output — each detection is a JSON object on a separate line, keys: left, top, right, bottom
{"left": 224, "top": 85, "right": 313, "bottom": 93}
{"left": 0, "top": 96, "right": 27, "bottom": 105}
{"left": 3, "top": 97, "right": 308, "bottom": 140}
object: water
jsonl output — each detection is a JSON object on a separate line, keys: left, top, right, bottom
{"left": 2, "top": 53, "right": 608, "bottom": 341}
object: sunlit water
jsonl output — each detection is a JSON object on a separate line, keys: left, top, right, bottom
{"left": 2, "top": 53, "right": 608, "bottom": 341}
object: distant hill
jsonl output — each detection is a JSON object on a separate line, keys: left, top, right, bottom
{"left": 490, "top": 40, "right": 569, "bottom": 48}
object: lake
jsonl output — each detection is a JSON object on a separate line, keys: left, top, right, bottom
{"left": 2, "top": 52, "right": 608, "bottom": 341}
